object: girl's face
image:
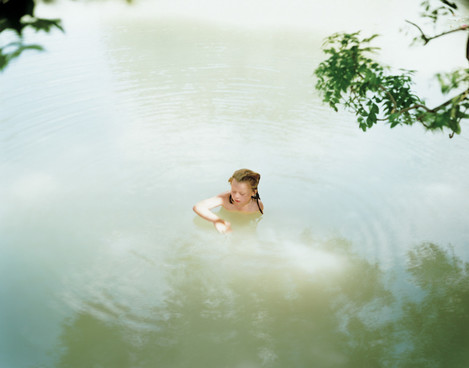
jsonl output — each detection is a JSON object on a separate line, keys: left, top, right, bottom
{"left": 230, "top": 179, "right": 255, "bottom": 206}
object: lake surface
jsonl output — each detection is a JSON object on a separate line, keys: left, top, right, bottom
{"left": 1, "top": 1, "right": 469, "bottom": 367}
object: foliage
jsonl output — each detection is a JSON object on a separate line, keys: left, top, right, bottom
{"left": 0, "top": 42, "right": 44, "bottom": 72}
{"left": 0, "top": 0, "right": 132, "bottom": 72}
{"left": 0, "top": 0, "right": 63, "bottom": 71}
{"left": 420, "top": 0, "right": 459, "bottom": 23}
{"left": 314, "top": 0, "right": 469, "bottom": 137}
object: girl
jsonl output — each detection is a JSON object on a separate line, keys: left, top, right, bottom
{"left": 193, "top": 168, "right": 264, "bottom": 233}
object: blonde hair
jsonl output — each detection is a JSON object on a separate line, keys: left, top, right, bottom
{"left": 228, "top": 168, "right": 261, "bottom": 192}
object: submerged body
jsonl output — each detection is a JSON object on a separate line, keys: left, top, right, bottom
{"left": 193, "top": 169, "right": 264, "bottom": 233}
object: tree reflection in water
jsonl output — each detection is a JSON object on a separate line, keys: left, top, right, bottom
{"left": 400, "top": 243, "right": 469, "bottom": 368}
{"left": 53, "top": 239, "right": 469, "bottom": 368}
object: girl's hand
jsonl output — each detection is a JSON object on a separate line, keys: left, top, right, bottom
{"left": 214, "top": 219, "right": 232, "bottom": 234}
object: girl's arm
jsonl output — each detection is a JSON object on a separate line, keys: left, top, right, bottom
{"left": 193, "top": 193, "right": 231, "bottom": 233}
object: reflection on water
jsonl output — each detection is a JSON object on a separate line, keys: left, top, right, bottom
{"left": 400, "top": 244, "right": 469, "bottom": 368}
{"left": 52, "top": 239, "right": 469, "bottom": 368}
{"left": 53, "top": 235, "right": 392, "bottom": 368}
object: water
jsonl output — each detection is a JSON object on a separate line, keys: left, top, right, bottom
{"left": 1, "top": 1, "right": 469, "bottom": 367}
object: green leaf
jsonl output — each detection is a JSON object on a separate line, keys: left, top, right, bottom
{"left": 0, "top": 43, "right": 44, "bottom": 72}
{"left": 22, "top": 18, "right": 64, "bottom": 33}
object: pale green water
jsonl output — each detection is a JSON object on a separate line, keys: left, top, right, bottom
{"left": 1, "top": 1, "right": 469, "bottom": 367}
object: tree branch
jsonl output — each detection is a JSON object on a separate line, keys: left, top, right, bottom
{"left": 406, "top": 20, "right": 430, "bottom": 43}
{"left": 385, "top": 89, "right": 469, "bottom": 117}
{"left": 466, "top": 34, "right": 469, "bottom": 61}
{"left": 405, "top": 20, "right": 468, "bottom": 45}
{"left": 432, "top": 88, "right": 469, "bottom": 112}
{"left": 397, "top": 103, "right": 433, "bottom": 114}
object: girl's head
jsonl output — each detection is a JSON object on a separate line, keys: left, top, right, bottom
{"left": 229, "top": 168, "right": 260, "bottom": 192}
{"left": 228, "top": 169, "right": 261, "bottom": 204}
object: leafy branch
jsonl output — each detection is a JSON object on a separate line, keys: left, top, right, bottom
{"left": 405, "top": 20, "right": 469, "bottom": 45}
{"left": 314, "top": 0, "right": 469, "bottom": 138}
{"left": 0, "top": 0, "right": 64, "bottom": 71}
{"left": 419, "top": 0, "right": 459, "bottom": 23}
{"left": 0, "top": 0, "right": 135, "bottom": 72}
{"left": 0, "top": 42, "right": 45, "bottom": 72}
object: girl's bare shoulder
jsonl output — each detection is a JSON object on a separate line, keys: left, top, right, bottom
{"left": 217, "top": 191, "right": 230, "bottom": 198}
{"left": 217, "top": 191, "right": 231, "bottom": 204}
{"left": 194, "top": 192, "right": 228, "bottom": 210}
